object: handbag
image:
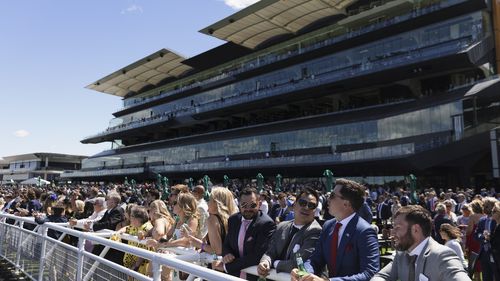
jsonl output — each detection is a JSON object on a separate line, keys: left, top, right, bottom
{"left": 467, "top": 251, "right": 480, "bottom": 277}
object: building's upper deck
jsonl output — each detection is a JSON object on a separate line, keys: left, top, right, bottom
{"left": 81, "top": 7, "right": 492, "bottom": 144}
{"left": 110, "top": 0, "right": 479, "bottom": 116}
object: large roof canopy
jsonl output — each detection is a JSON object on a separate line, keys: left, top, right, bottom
{"left": 86, "top": 49, "right": 192, "bottom": 97}
{"left": 200, "top": 0, "right": 356, "bottom": 49}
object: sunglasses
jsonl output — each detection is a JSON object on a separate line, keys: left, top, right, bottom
{"left": 172, "top": 200, "right": 178, "bottom": 206}
{"left": 330, "top": 192, "right": 345, "bottom": 200}
{"left": 297, "top": 198, "right": 317, "bottom": 210}
{"left": 169, "top": 193, "right": 179, "bottom": 197}
{"left": 240, "top": 202, "right": 258, "bottom": 209}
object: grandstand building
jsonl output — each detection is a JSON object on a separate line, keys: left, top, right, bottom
{"left": 0, "top": 153, "right": 86, "bottom": 183}
{"left": 62, "top": 0, "right": 500, "bottom": 188}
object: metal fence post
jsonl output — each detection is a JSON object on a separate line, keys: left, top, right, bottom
{"left": 37, "top": 225, "right": 48, "bottom": 281}
{"left": 0, "top": 223, "right": 5, "bottom": 257}
{"left": 15, "top": 221, "right": 24, "bottom": 268}
{"left": 76, "top": 236, "right": 85, "bottom": 281}
{"left": 151, "top": 258, "right": 162, "bottom": 281}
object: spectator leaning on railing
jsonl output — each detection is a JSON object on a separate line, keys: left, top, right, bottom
{"left": 258, "top": 187, "right": 322, "bottom": 277}
{"left": 213, "top": 187, "right": 275, "bottom": 281}
{"left": 292, "top": 178, "right": 380, "bottom": 281}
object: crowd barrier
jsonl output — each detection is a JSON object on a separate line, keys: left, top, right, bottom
{"left": 0, "top": 213, "right": 290, "bottom": 281}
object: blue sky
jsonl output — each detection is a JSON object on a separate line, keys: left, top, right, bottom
{"left": 0, "top": 0, "right": 259, "bottom": 158}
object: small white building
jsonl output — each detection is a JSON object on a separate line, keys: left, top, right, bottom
{"left": 0, "top": 153, "right": 86, "bottom": 183}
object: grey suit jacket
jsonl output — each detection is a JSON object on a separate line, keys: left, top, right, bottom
{"left": 371, "top": 238, "right": 470, "bottom": 281}
{"left": 260, "top": 219, "right": 322, "bottom": 273}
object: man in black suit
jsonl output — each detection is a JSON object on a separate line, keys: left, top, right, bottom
{"left": 85, "top": 191, "right": 124, "bottom": 232}
{"left": 258, "top": 188, "right": 322, "bottom": 276}
{"left": 213, "top": 187, "right": 276, "bottom": 280}
{"left": 84, "top": 191, "right": 125, "bottom": 266}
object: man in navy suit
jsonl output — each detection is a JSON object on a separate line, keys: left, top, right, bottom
{"left": 213, "top": 187, "right": 276, "bottom": 281}
{"left": 474, "top": 197, "right": 498, "bottom": 281}
{"left": 291, "top": 178, "right": 379, "bottom": 281}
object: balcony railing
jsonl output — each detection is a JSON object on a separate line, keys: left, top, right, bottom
{"left": 117, "top": 0, "right": 468, "bottom": 112}
{"left": 60, "top": 167, "right": 144, "bottom": 178}
{"left": 84, "top": 35, "right": 477, "bottom": 141}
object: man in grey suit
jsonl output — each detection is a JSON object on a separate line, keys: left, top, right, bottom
{"left": 371, "top": 205, "right": 470, "bottom": 281}
{"left": 257, "top": 188, "right": 322, "bottom": 277}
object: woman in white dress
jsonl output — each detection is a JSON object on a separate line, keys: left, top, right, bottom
{"left": 440, "top": 223, "right": 467, "bottom": 269}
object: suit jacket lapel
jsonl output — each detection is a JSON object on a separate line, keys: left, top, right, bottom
{"left": 234, "top": 214, "right": 243, "bottom": 255}
{"left": 416, "top": 239, "right": 432, "bottom": 277}
{"left": 335, "top": 215, "right": 358, "bottom": 274}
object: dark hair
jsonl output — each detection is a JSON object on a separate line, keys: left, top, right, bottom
{"left": 336, "top": 178, "right": 365, "bottom": 211}
{"left": 148, "top": 189, "right": 160, "bottom": 200}
{"left": 394, "top": 205, "right": 432, "bottom": 237}
{"left": 277, "top": 192, "right": 287, "bottom": 200}
{"left": 239, "top": 187, "right": 258, "bottom": 198}
{"left": 440, "top": 223, "right": 461, "bottom": 241}
{"left": 130, "top": 206, "right": 149, "bottom": 224}
{"left": 296, "top": 187, "right": 319, "bottom": 204}
{"left": 52, "top": 203, "right": 65, "bottom": 216}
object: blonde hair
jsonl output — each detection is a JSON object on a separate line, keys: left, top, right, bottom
{"left": 149, "top": 200, "right": 174, "bottom": 226}
{"left": 210, "top": 187, "right": 238, "bottom": 232}
{"left": 74, "top": 200, "right": 85, "bottom": 213}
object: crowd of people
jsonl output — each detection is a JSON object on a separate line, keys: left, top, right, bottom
{"left": 0, "top": 179, "right": 499, "bottom": 281}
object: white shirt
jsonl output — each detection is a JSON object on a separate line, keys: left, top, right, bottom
{"left": 197, "top": 199, "right": 209, "bottom": 239}
{"left": 314, "top": 201, "right": 322, "bottom": 218}
{"left": 408, "top": 237, "right": 430, "bottom": 270}
{"left": 445, "top": 239, "right": 467, "bottom": 268}
{"left": 74, "top": 209, "right": 107, "bottom": 229}
{"left": 337, "top": 212, "right": 356, "bottom": 246}
{"left": 260, "top": 200, "right": 269, "bottom": 215}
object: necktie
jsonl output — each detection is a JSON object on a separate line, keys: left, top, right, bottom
{"left": 238, "top": 220, "right": 251, "bottom": 278}
{"left": 283, "top": 226, "right": 300, "bottom": 259}
{"left": 407, "top": 254, "right": 417, "bottom": 281}
{"left": 329, "top": 222, "right": 342, "bottom": 277}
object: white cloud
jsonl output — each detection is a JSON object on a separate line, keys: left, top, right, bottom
{"left": 14, "top": 130, "right": 30, "bottom": 138}
{"left": 121, "top": 4, "right": 143, "bottom": 14}
{"left": 222, "top": 0, "right": 260, "bottom": 10}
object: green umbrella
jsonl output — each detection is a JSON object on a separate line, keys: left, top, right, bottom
{"left": 223, "top": 175, "right": 230, "bottom": 188}
{"left": 161, "top": 176, "right": 170, "bottom": 200}
{"left": 323, "top": 169, "right": 334, "bottom": 192}
{"left": 156, "top": 174, "right": 162, "bottom": 190}
{"left": 187, "top": 177, "right": 194, "bottom": 190}
{"left": 256, "top": 173, "right": 264, "bottom": 192}
{"left": 130, "top": 179, "right": 138, "bottom": 196}
{"left": 202, "top": 175, "right": 211, "bottom": 200}
{"left": 275, "top": 174, "right": 282, "bottom": 193}
{"left": 408, "top": 174, "right": 418, "bottom": 204}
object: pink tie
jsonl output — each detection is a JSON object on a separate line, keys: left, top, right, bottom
{"left": 238, "top": 220, "right": 251, "bottom": 278}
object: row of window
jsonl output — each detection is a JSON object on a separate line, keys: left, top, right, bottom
{"left": 103, "top": 13, "right": 482, "bottom": 134}
{"left": 82, "top": 102, "right": 462, "bottom": 169}
{"left": 120, "top": 0, "right": 468, "bottom": 110}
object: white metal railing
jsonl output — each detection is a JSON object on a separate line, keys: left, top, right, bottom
{"left": 0, "top": 213, "right": 290, "bottom": 281}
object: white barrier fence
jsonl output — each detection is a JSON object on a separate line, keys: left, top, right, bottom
{"left": 0, "top": 213, "right": 290, "bottom": 281}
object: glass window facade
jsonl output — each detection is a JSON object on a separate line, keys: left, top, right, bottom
{"left": 107, "top": 12, "right": 482, "bottom": 133}
{"left": 120, "top": 0, "right": 470, "bottom": 110}
{"left": 83, "top": 101, "right": 462, "bottom": 169}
